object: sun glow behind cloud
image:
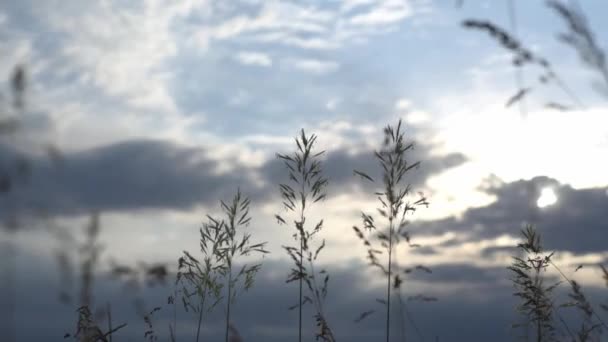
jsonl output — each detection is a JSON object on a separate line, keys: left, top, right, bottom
{"left": 537, "top": 187, "right": 557, "bottom": 208}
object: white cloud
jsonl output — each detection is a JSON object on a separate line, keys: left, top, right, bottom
{"left": 430, "top": 91, "right": 608, "bottom": 190}
{"left": 349, "top": 0, "right": 413, "bottom": 26}
{"left": 404, "top": 109, "right": 431, "bottom": 124}
{"left": 210, "top": 2, "right": 331, "bottom": 40}
{"left": 191, "top": 0, "right": 423, "bottom": 53}
{"left": 235, "top": 51, "right": 272, "bottom": 67}
{"left": 287, "top": 58, "right": 340, "bottom": 74}
{"left": 340, "top": 0, "right": 376, "bottom": 13}
{"left": 53, "top": 2, "right": 179, "bottom": 112}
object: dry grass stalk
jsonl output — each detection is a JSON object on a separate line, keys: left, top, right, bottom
{"left": 177, "top": 189, "right": 267, "bottom": 342}
{"left": 462, "top": 13, "right": 584, "bottom": 110}
{"left": 275, "top": 129, "right": 334, "bottom": 342}
{"left": 508, "top": 225, "right": 559, "bottom": 342}
{"left": 176, "top": 214, "right": 226, "bottom": 342}
{"left": 353, "top": 119, "right": 428, "bottom": 342}
{"left": 64, "top": 305, "right": 127, "bottom": 342}
{"left": 547, "top": 0, "right": 608, "bottom": 96}
{"left": 217, "top": 190, "right": 268, "bottom": 342}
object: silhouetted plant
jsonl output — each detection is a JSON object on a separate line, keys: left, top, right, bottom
{"left": 275, "top": 129, "right": 334, "bottom": 341}
{"left": 178, "top": 189, "right": 267, "bottom": 342}
{"left": 176, "top": 215, "right": 226, "bottom": 342}
{"left": 64, "top": 305, "right": 127, "bottom": 342}
{"left": 561, "top": 280, "right": 602, "bottom": 341}
{"left": 0, "top": 65, "right": 28, "bottom": 342}
{"left": 461, "top": 10, "right": 584, "bottom": 110}
{"left": 143, "top": 307, "right": 161, "bottom": 342}
{"left": 547, "top": 0, "right": 608, "bottom": 97}
{"left": 216, "top": 190, "right": 268, "bottom": 342}
{"left": 58, "top": 213, "right": 121, "bottom": 341}
{"left": 2, "top": 63, "right": 64, "bottom": 342}
{"left": 508, "top": 225, "right": 559, "bottom": 342}
{"left": 548, "top": 257, "right": 608, "bottom": 340}
{"left": 353, "top": 119, "right": 429, "bottom": 342}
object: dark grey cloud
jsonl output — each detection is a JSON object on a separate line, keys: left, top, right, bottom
{"left": 401, "top": 263, "right": 550, "bottom": 287}
{"left": 0, "top": 133, "right": 465, "bottom": 220}
{"left": 261, "top": 141, "right": 467, "bottom": 195}
{"left": 0, "top": 139, "right": 263, "bottom": 218}
{"left": 410, "top": 245, "right": 439, "bottom": 255}
{"left": 411, "top": 175, "right": 608, "bottom": 254}
{"left": 1, "top": 247, "right": 578, "bottom": 342}
{"left": 7, "top": 245, "right": 607, "bottom": 342}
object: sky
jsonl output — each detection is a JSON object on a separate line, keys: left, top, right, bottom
{"left": 1, "top": 0, "right": 608, "bottom": 341}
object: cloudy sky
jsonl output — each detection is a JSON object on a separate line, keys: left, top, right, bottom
{"left": 1, "top": 0, "right": 608, "bottom": 341}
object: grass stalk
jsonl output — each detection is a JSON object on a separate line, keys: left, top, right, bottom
{"left": 353, "top": 120, "right": 428, "bottom": 341}
{"left": 276, "top": 129, "right": 334, "bottom": 341}
{"left": 196, "top": 296, "right": 206, "bottom": 342}
{"left": 225, "top": 269, "right": 232, "bottom": 342}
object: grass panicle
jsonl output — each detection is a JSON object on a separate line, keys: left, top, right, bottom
{"left": 352, "top": 119, "right": 429, "bottom": 342}
{"left": 462, "top": 8, "right": 585, "bottom": 110}
{"left": 177, "top": 189, "right": 267, "bottom": 342}
{"left": 276, "top": 129, "right": 335, "bottom": 342}
{"left": 547, "top": 0, "right": 608, "bottom": 96}
{"left": 217, "top": 189, "right": 268, "bottom": 342}
{"left": 143, "top": 307, "right": 161, "bottom": 342}
{"left": 176, "top": 214, "right": 227, "bottom": 342}
{"left": 508, "top": 225, "right": 559, "bottom": 342}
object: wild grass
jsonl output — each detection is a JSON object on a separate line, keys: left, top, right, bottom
{"left": 352, "top": 119, "right": 429, "bottom": 342}
{"left": 462, "top": 0, "right": 608, "bottom": 111}
{"left": 1, "top": 64, "right": 65, "bottom": 342}
{"left": 508, "top": 225, "right": 559, "bottom": 342}
{"left": 55, "top": 213, "right": 128, "bottom": 341}
{"left": 508, "top": 225, "right": 608, "bottom": 342}
{"left": 275, "top": 129, "right": 334, "bottom": 341}
{"left": 4, "top": 115, "right": 608, "bottom": 342}
{"left": 64, "top": 305, "right": 126, "bottom": 341}
{"left": 462, "top": 2, "right": 608, "bottom": 340}
{"left": 3, "top": 3, "right": 608, "bottom": 340}
{"left": 176, "top": 190, "right": 267, "bottom": 342}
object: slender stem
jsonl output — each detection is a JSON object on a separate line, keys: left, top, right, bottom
{"left": 549, "top": 260, "right": 608, "bottom": 330}
{"left": 507, "top": 0, "right": 527, "bottom": 118}
{"left": 556, "top": 310, "right": 576, "bottom": 341}
{"left": 387, "top": 220, "right": 393, "bottom": 342}
{"left": 308, "top": 255, "right": 335, "bottom": 342}
{"left": 101, "top": 323, "right": 128, "bottom": 339}
{"left": 394, "top": 251, "right": 425, "bottom": 342}
{"left": 171, "top": 288, "right": 177, "bottom": 342}
{"left": 552, "top": 74, "right": 586, "bottom": 109}
{"left": 397, "top": 287, "right": 406, "bottom": 342}
{"left": 107, "top": 302, "right": 113, "bottom": 342}
{"left": 402, "top": 295, "right": 426, "bottom": 342}
{"left": 533, "top": 261, "right": 542, "bottom": 342}
{"left": 298, "top": 180, "right": 306, "bottom": 342}
{"left": 225, "top": 267, "right": 232, "bottom": 342}
{"left": 196, "top": 294, "right": 206, "bottom": 342}
{"left": 536, "top": 315, "right": 541, "bottom": 342}
{"left": 299, "top": 235, "right": 303, "bottom": 342}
